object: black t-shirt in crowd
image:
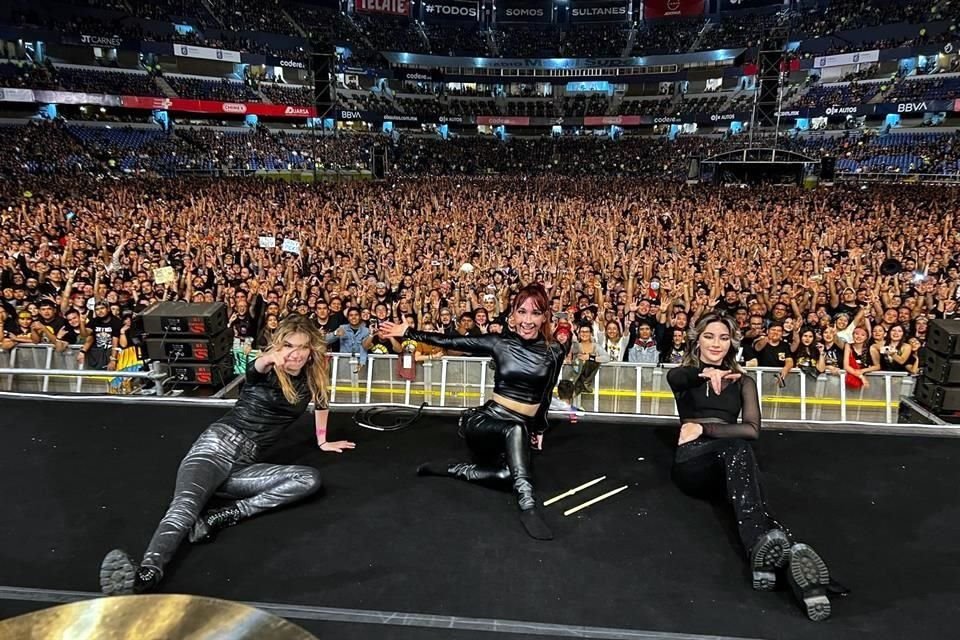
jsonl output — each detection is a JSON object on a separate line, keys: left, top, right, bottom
{"left": 830, "top": 302, "right": 859, "bottom": 319}
{"left": 754, "top": 340, "right": 792, "bottom": 368}
{"left": 822, "top": 343, "right": 842, "bottom": 368}
{"left": 87, "top": 315, "right": 121, "bottom": 352}
{"left": 2, "top": 317, "right": 18, "bottom": 339}
{"left": 230, "top": 314, "right": 255, "bottom": 340}
{"left": 36, "top": 316, "right": 66, "bottom": 344}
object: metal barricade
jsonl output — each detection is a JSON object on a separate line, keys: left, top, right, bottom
{"left": 0, "top": 346, "right": 917, "bottom": 423}
{"left": 0, "top": 344, "right": 162, "bottom": 395}
{"left": 325, "top": 355, "right": 915, "bottom": 425}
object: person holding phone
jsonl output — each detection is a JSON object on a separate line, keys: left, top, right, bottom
{"left": 100, "top": 315, "right": 354, "bottom": 596}
{"left": 379, "top": 283, "right": 570, "bottom": 540}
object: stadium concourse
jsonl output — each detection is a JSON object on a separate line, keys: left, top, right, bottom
{"left": 2, "top": 0, "right": 960, "bottom": 637}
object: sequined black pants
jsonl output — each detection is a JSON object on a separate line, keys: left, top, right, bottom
{"left": 671, "top": 437, "right": 774, "bottom": 555}
{"left": 141, "top": 423, "right": 321, "bottom": 575}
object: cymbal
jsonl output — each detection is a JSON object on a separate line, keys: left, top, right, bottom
{"left": 0, "top": 594, "right": 318, "bottom": 640}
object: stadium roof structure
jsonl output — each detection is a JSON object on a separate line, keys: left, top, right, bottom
{"left": 700, "top": 147, "right": 817, "bottom": 165}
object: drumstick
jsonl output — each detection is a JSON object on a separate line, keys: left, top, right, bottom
{"left": 543, "top": 476, "right": 607, "bottom": 507}
{"left": 563, "top": 485, "right": 629, "bottom": 517}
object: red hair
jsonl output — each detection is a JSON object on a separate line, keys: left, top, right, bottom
{"left": 512, "top": 283, "right": 554, "bottom": 343}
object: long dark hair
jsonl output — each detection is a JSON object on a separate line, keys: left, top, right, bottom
{"left": 512, "top": 283, "right": 554, "bottom": 343}
{"left": 681, "top": 311, "right": 743, "bottom": 373}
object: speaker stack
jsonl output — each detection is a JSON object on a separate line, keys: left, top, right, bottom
{"left": 912, "top": 319, "right": 960, "bottom": 423}
{"left": 140, "top": 302, "right": 233, "bottom": 388}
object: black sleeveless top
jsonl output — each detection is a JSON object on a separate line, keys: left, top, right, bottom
{"left": 218, "top": 361, "right": 324, "bottom": 450}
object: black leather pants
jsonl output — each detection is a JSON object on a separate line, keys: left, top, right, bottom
{"left": 449, "top": 400, "right": 537, "bottom": 510}
{"left": 671, "top": 437, "right": 776, "bottom": 556}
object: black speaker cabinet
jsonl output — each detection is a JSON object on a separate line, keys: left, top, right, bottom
{"left": 162, "top": 359, "right": 234, "bottom": 387}
{"left": 925, "top": 319, "right": 960, "bottom": 357}
{"left": 919, "top": 348, "right": 960, "bottom": 385}
{"left": 914, "top": 377, "right": 960, "bottom": 414}
{"left": 141, "top": 301, "right": 227, "bottom": 337}
{"left": 145, "top": 330, "right": 232, "bottom": 362}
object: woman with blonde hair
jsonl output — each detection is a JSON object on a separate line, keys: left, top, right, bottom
{"left": 100, "top": 314, "right": 354, "bottom": 596}
{"left": 666, "top": 311, "right": 841, "bottom": 621}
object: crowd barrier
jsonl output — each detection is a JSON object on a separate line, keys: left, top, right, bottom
{"left": 0, "top": 346, "right": 915, "bottom": 425}
{"left": 0, "top": 344, "right": 158, "bottom": 394}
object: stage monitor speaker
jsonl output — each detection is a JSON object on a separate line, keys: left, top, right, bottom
{"left": 162, "top": 359, "right": 234, "bottom": 387}
{"left": 141, "top": 302, "right": 228, "bottom": 337}
{"left": 820, "top": 156, "right": 836, "bottom": 181}
{"left": 919, "top": 348, "right": 960, "bottom": 385}
{"left": 145, "top": 331, "right": 233, "bottom": 363}
{"left": 925, "top": 319, "right": 960, "bottom": 357}
{"left": 914, "top": 377, "right": 960, "bottom": 414}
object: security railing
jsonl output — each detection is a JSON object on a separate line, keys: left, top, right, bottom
{"left": 0, "top": 344, "right": 164, "bottom": 395}
{"left": 0, "top": 346, "right": 915, "bottom": 425}
{"left": 326, "top": 354, "right": 915, "bottom": 426}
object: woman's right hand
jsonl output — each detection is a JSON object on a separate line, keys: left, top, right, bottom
{"left": 378, "top": 321, "right": 407, "bottom": 339}
{"left": 699, "top": 368, "right": 739, "bottom": 395}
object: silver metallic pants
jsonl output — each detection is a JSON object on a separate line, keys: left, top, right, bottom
{"left": 142, "top": 423, "right": 321, "bottom": 574}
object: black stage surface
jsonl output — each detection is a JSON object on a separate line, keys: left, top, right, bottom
{"left": 0, "top": 397, "right": 957, "bottom": 639}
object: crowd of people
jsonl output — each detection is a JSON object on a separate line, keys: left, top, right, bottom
{"left": 1, "top": 172, "right": 956, "bottom": 396}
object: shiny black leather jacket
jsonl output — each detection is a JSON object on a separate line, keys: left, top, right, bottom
{"left": 405, "top": 328, "right": 568, "bottom": 418}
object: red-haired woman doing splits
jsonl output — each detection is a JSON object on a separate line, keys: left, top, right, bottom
{"left": 380, "top": 283, "right": 569, "bottom": 540}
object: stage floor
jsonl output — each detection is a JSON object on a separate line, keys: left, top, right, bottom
{"left": 0, "top": 398, "right": 957, "bottom": 639}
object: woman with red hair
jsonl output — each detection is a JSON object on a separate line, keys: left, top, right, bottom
{"left": 380, "top": 283, "right": 569, "bottom": 540}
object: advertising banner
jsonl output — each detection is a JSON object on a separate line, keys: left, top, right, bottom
{"left": 477, "top": 115, "right": 531, "bottom": 125}
{"left": 569, "top": 0, "right": 630, "bottom": 22}
{"left": 173, "top": 43, "right": 242, "bottom": 63}
{"left": 422, "top": 0, "right": 480, "bottom": 22}
{"left": 0, "top": 88, "right": 36, "bottom": 103}
{"left": 874, "top": 100, "right": 953, "bottom": 115}
{"left": 355, "top": 0, "right": 412, "bottom": 17}
{"left": 642, "top": 0, "right": 705, "bottom": 19}
{"left": 495, "top": 0, "right": 552, "bottom": 23}
{"left": 33, "top": 90, "right": 122, "bottom": 106}
{"left": 120, "top": 95, "right": 316, "bottom": 118}
{"left": 583, "top": 115, "right": 642, "bottom": 126}
{"left": 813, "top": 49, "right": 880, "bottom": 69}
{"left": 267, "top": 56, "right": 308, "bottom": 70}
{"left": 61, "top": 33, "right": 126, "bottom": 48}
{"left": 396, "top": 68, "right": 445, "bottom": 82}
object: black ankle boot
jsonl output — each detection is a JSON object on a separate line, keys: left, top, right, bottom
{"left": 189, "top": 505, "right": 243, "bottom": 544}
{"left": 787, "top": 543, "right": 832, "bottom": 621}
{"left": 749, "top": 529, "right": 790, "bottom": 591}
{"left": 100, "top": 549, "right": 161, "bottom": 596}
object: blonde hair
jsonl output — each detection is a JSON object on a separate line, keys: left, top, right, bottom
{"left": 682, "top": 311, "right": 744, "bottom": 374}
{"left": 268, "top": 314, "right": 329, "bottom": 407}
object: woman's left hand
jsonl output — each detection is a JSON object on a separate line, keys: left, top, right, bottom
{"left": 319, "top": 440, "right": 356, "bottom": 453}
{"left": 678, "top": 422, "right": 703, "bottom": 445}
{"left": 530, "top": 433, "right": 544, "bottom": 450}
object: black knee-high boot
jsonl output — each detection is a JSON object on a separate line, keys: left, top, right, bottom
{"left": 504, "top": 425, "right": 552, "bottom": 540}
{"left": 417, "top": 461, "right": 511, "bottom": 483}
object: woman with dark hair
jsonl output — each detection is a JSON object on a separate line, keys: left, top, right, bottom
{"left": 666, "top": 311, "right": 838, "bottom": 621}
{"left": 792, "top": 328, "right": 821, "bottom": 377}
{"left": 380, "top": 283, "right": 570, "bottom": 540}
{"left": 99, "top": 315, "right": 355, "bottom": 596}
